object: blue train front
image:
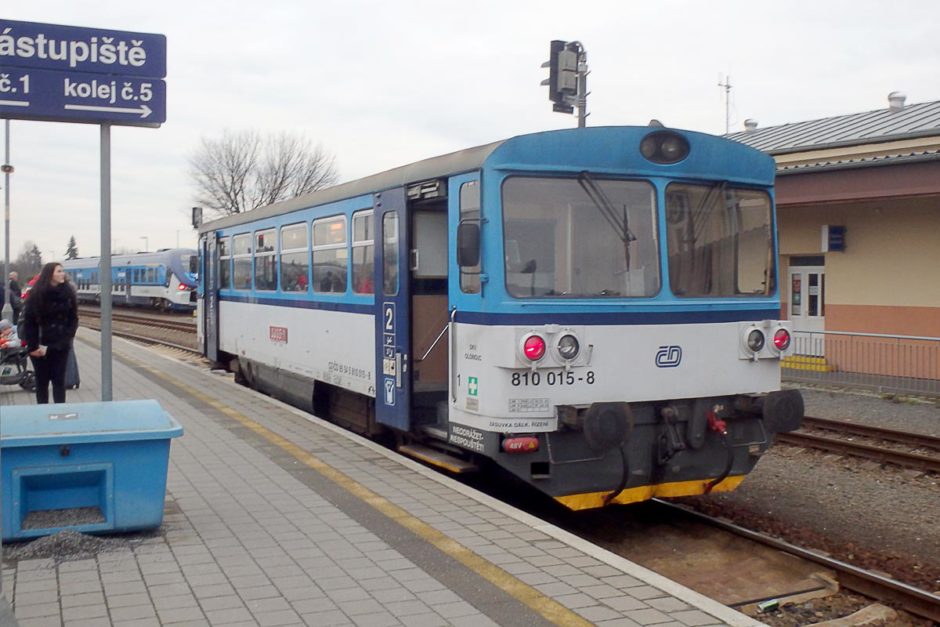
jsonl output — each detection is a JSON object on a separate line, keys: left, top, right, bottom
{"left": 197, "top": 125, "right": 803, "bottom": 510}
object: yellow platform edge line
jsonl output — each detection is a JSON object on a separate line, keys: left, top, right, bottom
{"left": 134, "top": 361, "right": 594, "bottom": 627}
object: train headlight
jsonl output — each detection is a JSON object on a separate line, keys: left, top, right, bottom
{"left": 773, "top": 328, "right": 791, "bottom": 351}
{"left": 639, "top": 131, "right": 690, "bottom": 164}
{"left": 746, "top": 329, "right": 765, "bottom": 352}
{"left": 556, "top": 334, "right": 580, "bottom": 361}
{"left": 522, "top": 334, "right": 547, "bottom": 362}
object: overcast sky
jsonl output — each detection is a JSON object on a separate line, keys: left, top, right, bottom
{"left": 2, "top": 0, "right": 939, "bottom": 264}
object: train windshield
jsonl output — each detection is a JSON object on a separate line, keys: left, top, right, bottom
{"left": 502, "top": 176, "right": 659, "bottom": 298}
{"left": 665, "top": 183, "right": 774, "bottom": 297}
{"left": 183, "top": 254, "right": 197, "bottom": 275}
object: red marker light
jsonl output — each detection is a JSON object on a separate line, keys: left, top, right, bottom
{"left": 773, "top": 329, "right": 791, "bottom": 350}
{"left": 502, "top": 437, "right": 539, "bottom": 453}
{"left": 523, "top": 335, "right": 546, "bottom": 361}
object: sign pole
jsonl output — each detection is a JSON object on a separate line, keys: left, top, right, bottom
{"left": 2, "top": 119, "right": 10, "bottom": 321}
{"left": 100, "top": 123, "right": 112, "bottom": 401}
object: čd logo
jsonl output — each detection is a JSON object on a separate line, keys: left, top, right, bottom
{"left": 655, "top": 345, "right": 682, "bottom": 368}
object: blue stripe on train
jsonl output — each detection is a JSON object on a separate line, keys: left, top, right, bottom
{"left": 455, "top": 309, "right": 781, "bottom": 326}
{"left": 219, "top": 293, "right": 373, "bottom": 315}
{"left": 218, "top": 294, "right": 778, "bottom": 325}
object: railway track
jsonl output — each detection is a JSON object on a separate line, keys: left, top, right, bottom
{"left": 79, "top": 307, "right": 196, "bottom": 334}
{"left": 654, "top": 500, "right": 940, "bottom": 624}
{"left": 78, "top": 308, "right": 199, "bottom": 353}
{"left": 778, "top": 415, "right": 940, "bottom": 474}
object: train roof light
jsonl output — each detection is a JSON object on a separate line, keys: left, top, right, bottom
{"left": 773, "top": 328, "right": 791, "bottom": 351}
{"left": 523, "top": 335, "right": 546, "bottom": 361}
{"left": 639, "top": 131, "right": 690, "bottom": 164}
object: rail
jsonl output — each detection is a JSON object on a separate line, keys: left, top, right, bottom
{"left": 655, "top": 500, "right": 940, "bottom": 624}
{"left": 783, "top": 330, "right": 940, "bottom": 396}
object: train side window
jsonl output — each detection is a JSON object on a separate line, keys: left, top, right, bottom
{"left": 280, "top": 223, "right": 309, "bottom": 292}
{"left": 313, "top": 216, "right": 348, "bottom": 294}
{"left": 352, "top": 210, "right": 374, "bottom": 294}
{"left": 219, "top": 236, "right": 231, "bottom": 289}
{"left": 382, "top": 212, "right": 399, "bottom": 296}
{"left": 232, "top": 233, "right": 252, "bottom": 289}
{"left": 459, "top": 181, "right": 481, "bottom": 294}
{"left": 255, "top": 228, "right": 277, "bottom": 291}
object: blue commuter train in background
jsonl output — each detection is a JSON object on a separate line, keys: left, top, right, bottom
{"left": 63, "top": 248, "right": 198, "bottom": 311}
{"left": 196, "top": 125, "right": 804, "bottom": 510}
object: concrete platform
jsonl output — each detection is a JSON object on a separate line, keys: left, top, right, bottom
{"left": 1, "top": 329, "right": 760, "bottom": 626}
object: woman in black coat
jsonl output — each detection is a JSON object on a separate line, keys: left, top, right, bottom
{"left": 22, "top": 262, "right": 79, "bottom": 404}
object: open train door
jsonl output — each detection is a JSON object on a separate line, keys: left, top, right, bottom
{"left": 374, "top": 187, "right": 412, "bottom": 431}
{"left": 202, "top": 234, "right": 220, "bottom": 363}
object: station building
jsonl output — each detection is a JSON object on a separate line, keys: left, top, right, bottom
{"left": 728, "top": 93, "right": 940, "bottom": 381}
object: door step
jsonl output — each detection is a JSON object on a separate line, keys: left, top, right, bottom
{"left": 398, "top": 444, "right": 478, "bottom": 474}
{"left": 782, "top": 355, "right": 834, "bottom": 372}
{"left": 420, "top": 425, "right": 448, "bottom": 440}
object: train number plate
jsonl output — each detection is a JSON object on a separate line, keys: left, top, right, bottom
{"left": 510, "top": 370, "right": 595, "bottom": 387}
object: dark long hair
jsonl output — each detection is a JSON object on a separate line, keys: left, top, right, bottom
{"left": 29, "top": 262, "right": 65, "bottom": 306}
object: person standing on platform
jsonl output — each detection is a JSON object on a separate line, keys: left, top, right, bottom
{"left": 21, "top": 262, "right": 78, "bottom": 404}
{"left": 8, "top": 271, "right": 22, "bottom": 325}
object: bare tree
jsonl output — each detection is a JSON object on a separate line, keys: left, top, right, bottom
{"left": 190, "top": 130, "right": 338, "bottom": 218}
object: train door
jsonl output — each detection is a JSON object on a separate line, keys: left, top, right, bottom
{"left": 374, "top": 187, "right": 412, "bottom": 431}
{"left": 788, "top": 258, "right": 825, "bottom": 356}
{"left": 203, "top": 235, "right": 220, "bottom": 362}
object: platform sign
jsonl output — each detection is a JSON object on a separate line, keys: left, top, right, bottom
{"left": 0, "top": 67, "right": 165, "bottom": 125}
{"left": 0, "top": 19, "right": 166, "bottom": 127}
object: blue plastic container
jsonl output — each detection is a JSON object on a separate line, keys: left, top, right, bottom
{"left": 1, "top": 399, "right": 183, "bottom": 541}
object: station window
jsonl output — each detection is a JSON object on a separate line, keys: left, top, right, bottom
{"left": 351, "top": 210, "right": 374, "bottom": 294}
{"left": 218, "top": 237, "right": 231, "bottom": 288}
{"left": 459, "top": 181, "right": 481, "bottom": 294}
{"left": 232, "top": 234, "right": 252, "bottom": 289}
{"left": 312, "top": 215, "right": 348, "bottom": 294}
{"left": 280, "top": 223, "right": 309, "bottom": 292}
{"left": 254, "top": 228, "right": 277, "bottom": 291}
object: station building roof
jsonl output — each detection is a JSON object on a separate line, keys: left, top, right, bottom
{"left": 727, "top": 95, "right": 940, "bottom": 174}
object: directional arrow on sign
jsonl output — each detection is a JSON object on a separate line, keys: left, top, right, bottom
{"left": 64, "top": 104, "right": 153, "bottom": 118}
{"left": 0, "top": 66, "right": 165, "bottom": 126}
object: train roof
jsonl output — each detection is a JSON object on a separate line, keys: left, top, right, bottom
{"left": 199, "top": 125, "right": 773, "bottom": 235}
{"left": 62, "top": 248, "right": 196, "bottom": 268}
{"left": 199, "top": 139, "right": 506, "bottom": 234}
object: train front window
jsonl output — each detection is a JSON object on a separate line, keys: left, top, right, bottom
{"left": 665, "top": 184, "right": 774, "bottom": 297}
{"left": 502, "top": 176, "right": 659, "bottom": 298}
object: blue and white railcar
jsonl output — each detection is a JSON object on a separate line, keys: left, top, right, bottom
{"left": 196, "top": 126, "right": 803, "bottom": 510}
{"left": 64, "top": 248, "right": 198, "bottom": 311}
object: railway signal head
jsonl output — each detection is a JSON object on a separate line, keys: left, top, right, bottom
{"left": 541, "top": 40, "right": 578, "bottom": 114}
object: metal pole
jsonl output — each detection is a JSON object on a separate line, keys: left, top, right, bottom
{"left": 576, "top": 47, "right": 589, "bottom": 129}
{"left": 2, "top": 119, "right": 11, "bottom": 321}
{"left": 0, "top": 118, "right": 7, "bottom": 600}
{"left": 100, "top": 124, "right": 113, "bottom": 401}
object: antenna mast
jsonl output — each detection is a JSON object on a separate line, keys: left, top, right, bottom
{"left": 718, "top": 74, "right": 732, "bottom": 134}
